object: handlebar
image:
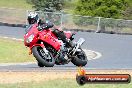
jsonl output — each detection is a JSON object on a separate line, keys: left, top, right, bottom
{"left": 37, "top": 22, "right": 54, "bottom": 31}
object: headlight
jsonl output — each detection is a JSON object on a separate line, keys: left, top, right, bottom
{"left": 26, "top": 34, "right": 34, "bottom": 43}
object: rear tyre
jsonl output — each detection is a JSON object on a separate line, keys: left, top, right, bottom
{"left": 32, "top": 46, "right": 55, "bottom": 67}
{"left": 71, "top": 49, "right": 87, "bottom": 66}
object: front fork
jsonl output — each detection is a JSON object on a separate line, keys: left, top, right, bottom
{"left": 72, "top": 38, "right": 85, "bottom": 55}
{"left": 28, "top": 42, "right": 48, "bottom": 55}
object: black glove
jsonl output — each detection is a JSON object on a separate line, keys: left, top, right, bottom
{"left": 46, "top": 22, "right": 54, "bottom": 28}
{"left": 37, "top": 24, "right": 47, "bottom": 31}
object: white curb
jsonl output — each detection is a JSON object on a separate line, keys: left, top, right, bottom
{"left": 0, "top": 36, "right": 23, "bottom": 41}
{"left": 83, "top": 49, "right": 102, "bottom": 60}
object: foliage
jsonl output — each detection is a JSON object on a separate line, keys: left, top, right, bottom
{"left": 74, "top": 0, "right": 128, "bottom": 19}
{"left": 123, "top": 0, "right": 132, "bottom": 19}
{"left": 73, "top": 0, "right": 131, "bottom": 31}
{"left": 27, "top": 0, "right": 65, "bottom": 12}
{"left": 62, "top": 0, "right": 78, "bottom": 14}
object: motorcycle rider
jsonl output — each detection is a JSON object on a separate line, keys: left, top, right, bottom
{"left": 27, "top": 12, "right": 74, "bottom": 48}
{"left": 27, "top": 12, "right": 39, "bottom": 24}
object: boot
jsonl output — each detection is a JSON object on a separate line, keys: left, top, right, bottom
{"left": 65, "top": 39, "right": 75, "bottom": 48}
{"left": 53, "top": 29, "right": 75, "bottom": 48}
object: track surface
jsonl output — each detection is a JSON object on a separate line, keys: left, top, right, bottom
{"left": 0, "top": 26, "right": 132, "bottom": 70}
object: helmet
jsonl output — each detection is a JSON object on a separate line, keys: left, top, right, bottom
{"left": 27, "top": 12, "right": 39, "bottom": 24}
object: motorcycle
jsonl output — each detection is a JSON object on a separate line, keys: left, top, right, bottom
{"left": 24, "top": 23, "right": 88, "bottom": 67}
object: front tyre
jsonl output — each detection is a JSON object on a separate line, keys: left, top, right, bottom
{"left": 37, "top": 62, "right": 44, "bottom": 67}
{"left": 32, "top": 46, "right": 55, "bottom": 67}
{"left": 71, "top": 49, "right": 87, "bottom": 66}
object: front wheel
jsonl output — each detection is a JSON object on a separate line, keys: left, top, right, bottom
{"left": 32, "top": 46, "right": 55, "bottom": 67}
{"left": 71, "top": 49, "right": 88, "bottom": 66}
{"left": 37, "top": 62, "right": 44, "bottom": 67}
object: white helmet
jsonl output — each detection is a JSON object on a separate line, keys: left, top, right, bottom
{"left": 27, "top": 12, "right": 39, "bottom": 24}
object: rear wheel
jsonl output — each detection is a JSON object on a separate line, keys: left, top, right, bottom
{"left": 32, "top": 46, "right": 55, "bottom": 67}
{"left": 71, "top": 49, "right": 87, "bottom": 66}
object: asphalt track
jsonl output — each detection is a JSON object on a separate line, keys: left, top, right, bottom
{"left": 0, "top": 26, "right": 132, "bottom": 70}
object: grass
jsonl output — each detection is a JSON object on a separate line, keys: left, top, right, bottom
{"left": 0, "top": 0, "right": 33, "bottom": 24}
{"left": 0, "top": 79, "right": 131, "bottom": 88}
{"left": 0, "top": 38, "right": 35, "bottom": 63}
{"left": 0, "top": 0, "right": 33, "bottom": 10}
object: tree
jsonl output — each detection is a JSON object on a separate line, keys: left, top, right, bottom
{"left": 27, "top": 0, "right": 64, "bottom": 12}
{"left": 123, "top": 0, "right": 132, "bottom": 20}
{"left": 74, "top": 0, "right": 129, "bottom": 32}
{"left": 74, "top": 0, "right": 128, "bottom": 19}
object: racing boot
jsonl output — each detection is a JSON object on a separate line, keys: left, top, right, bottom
{"left": 59, "top": 32, "right": 75, "bottom": 48}
{"left": 53, "top": 29, "right": 75, "bottom": 48}
{"left": 65, "top": 38, "right": 75, "bottom": 48}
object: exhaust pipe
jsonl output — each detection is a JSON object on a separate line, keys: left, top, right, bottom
{"left": 72, "top": 38, "right": 85, "bottom": 55}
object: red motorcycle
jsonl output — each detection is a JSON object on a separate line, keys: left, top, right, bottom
{"left": 24, "top": 23, "right": 87, "bottom": 67}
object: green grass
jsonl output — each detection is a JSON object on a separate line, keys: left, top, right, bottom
{"left": 0, "top": 38, "right": 35, "bottom": 63}
{"left": 0, "top": 79, "right": 131, "bottom": 88}
{"left": 0, "top": 0, "right": 33, "bottom": 10}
